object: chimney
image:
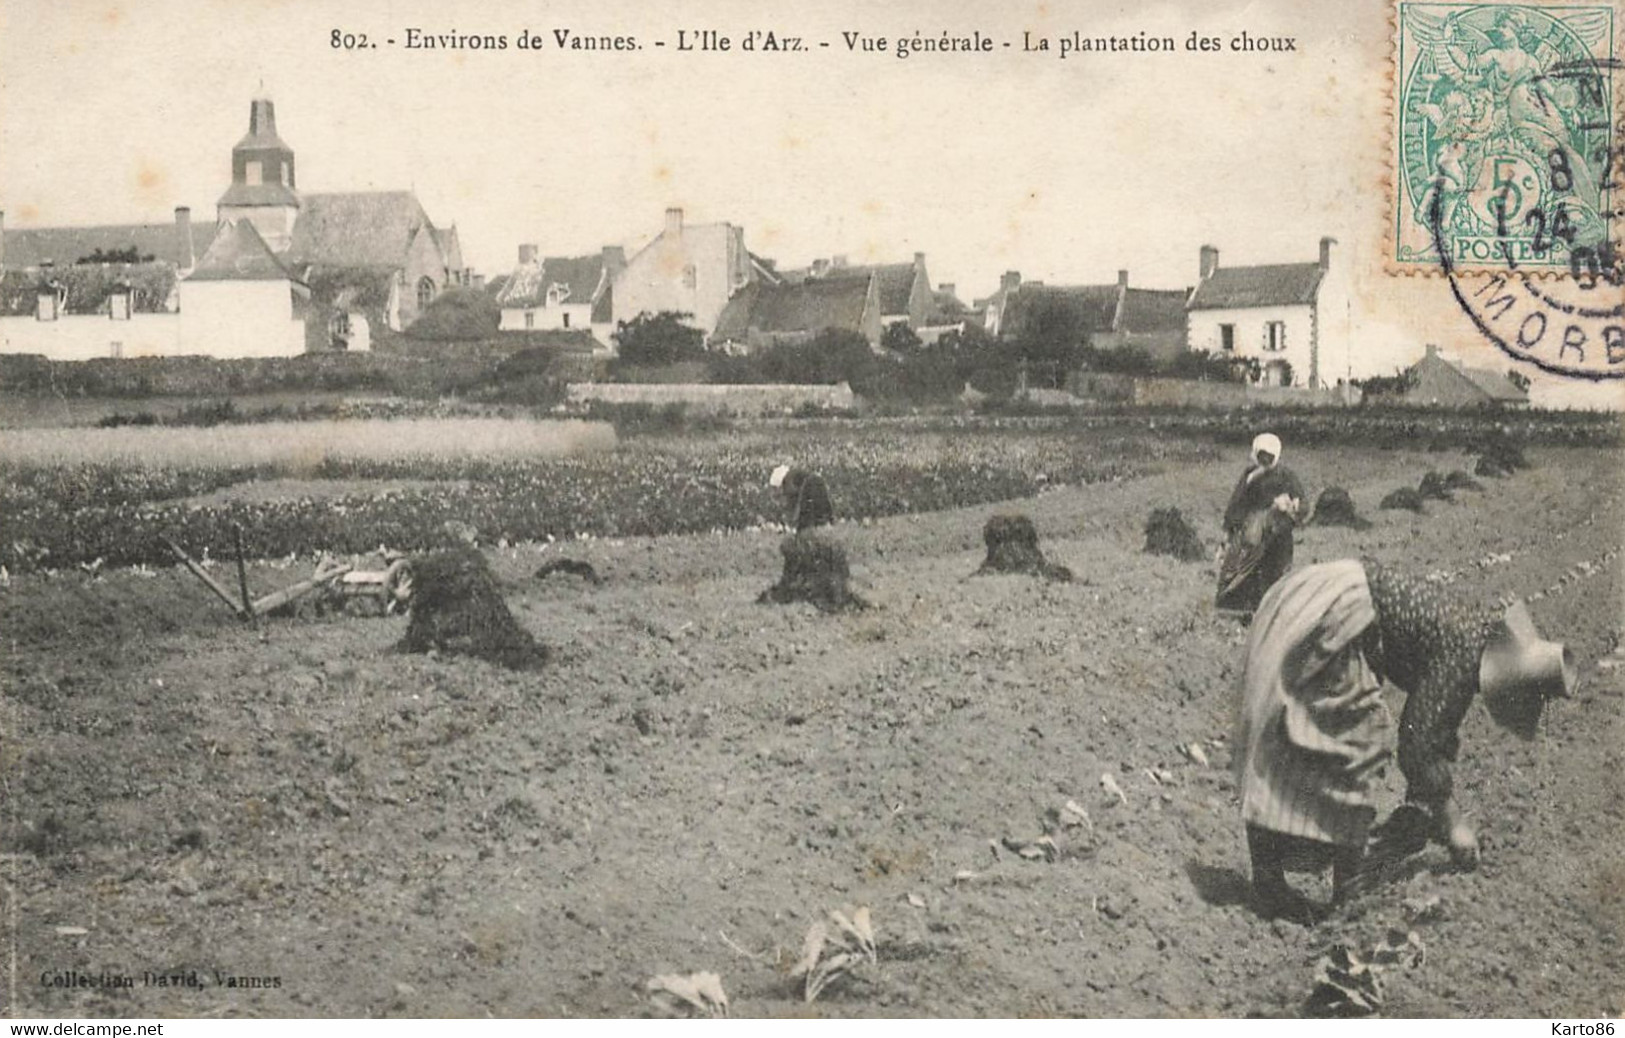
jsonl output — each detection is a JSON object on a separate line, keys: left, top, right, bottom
{"left": 939, "top": 282, "right": 955, "bottom": 298}
{"left": 1000, "top": 270, "right": 1021, "bottom": 293}
{"left": 174, "top": 206, "right": 194, "bottom": 269}
{"left": 518, "top": 244, "right": 538, "bottom": 265}
{"left": 832, "top": 254, "right": 848, "bottom": 268}
{"left": 602, "top": 245, "right": 627, "bottom": 273}
{"left": 472, "top": 273, "right": 486, "bottom": 290}
{"left": 913, "top": 251, "right": 926, "bottom": 270}
{"left": 1117, "top": 269, "right": 1129, "bottom": 289}
{"left": 1319, "top": 235, "right": 1336, "bottom": 271}
{"left": 664, "top": 207, "right": 683, "bottom": 237}
{"left": 1199, "top": 245, "right": 1219, "bottom": 280}
{"left": 812, "top": 258, "right": 830, "bottom": 278}
{"left": 1425, "top": 343, "right": 1439, "bottom": 359}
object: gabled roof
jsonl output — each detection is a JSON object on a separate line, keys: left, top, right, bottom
{"left": 1187, "top": 262, "right": 1323, "bottom": 311}
{"left": 712, "top": 278, "right": 871, "bottom": 340}
{"left": 188, "top": 219, "right": 298, "bottom": 281}
{"left": 825, "top": 262, "right": 915, "bottom": 314}
{"left": 1000, "top": 283, "right": 1121, "bottom": 339}
{"left": 286, "top": 191, "right": 433, "bottom": 267}
{"left": 0, "top": 262, "right": 178, "bottom": 316}
{"left": 1411, "top": 350, "right": 1529, "bottom": 403}
{"left": 495, "top": 254, "right": 608, "bottom": 311}
{"left": 432, "top": 226, "right": 464, "bottom": 271}
{"left": 1119, "top": 287, "right": 1190, "bottom": 333}
{"left": 1, "top": 221, "right": 217, "bottom": 269}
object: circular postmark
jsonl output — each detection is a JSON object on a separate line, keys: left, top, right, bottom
{"left": 1427, "top": 52, "right": 1623, "bottom": 382}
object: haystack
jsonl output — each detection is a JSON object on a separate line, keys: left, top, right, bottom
{"left": 1417, "top": 471, "right": 1454, "bottom": 501}
{"left": 397, "top": 548, "right": 547, "bottom": 669}
{"left": 759, "top": 532, "right": 867, "bottom": 612}
{"left": 1144, "top": 507, "right": 1206, "bottom": 562}
{"left": 976, "top": 514, "right": 1073, "bottom": 582}
{"left": 1379, "top": 487, "right": 1426, "bottom": 513}
{"left": 1310, "top": 486, "right": 1371, "bottom": 530}
{"left": 1474, "top": 434, "right": 1530, "bottom": 477}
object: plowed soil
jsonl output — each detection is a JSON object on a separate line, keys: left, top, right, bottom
{"left": 3, "top": 444, "right": 1621, "bottom": 1018}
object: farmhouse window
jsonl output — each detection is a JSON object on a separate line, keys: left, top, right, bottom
{"left": 1219, "top": 323, "right": 1235, "bottom": 351}
{"left": 109, "top": 341, "right": 123, "bottom": 359}
{"left": 1265, "top": 321, "right": 1286, "bottom": 352}
{"left": 562, "top": 312, "right": 571, "bottom": 328}
{"left": 524, "top": 310, "right": 536, "bottom": 330}
{"left": 417, "top": 277, "right": 436, "bottom": 311}
{"left": 109, "top": 287, "right": 133, "bottom": 321}
{"left": 683, "top": 265, "right": 697, "bottom": 289}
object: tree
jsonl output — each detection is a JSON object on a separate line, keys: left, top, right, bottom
{"left": 1010, "top": 295, "right": 1087, "bottom": 388}
{"left": 880, "top": 321, "right": 923, "bottom": 354}
{"left": 612, "top": 311, "right": 705, "bottom": 366}
{"left": 1353, "top": 367, "right": 1418, "bottom": 400}
{"left": 405, "top": 287, "right": 501, "bottom": 340}
{"left": 759, "top": 328, "right": 876, "bottom": 385}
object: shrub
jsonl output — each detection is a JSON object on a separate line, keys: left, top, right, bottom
{"left": 405, "top": 288, "right": 502, "bottom": 341}
{"left": 612, "top": 311, "right": 705, "bottom": 367}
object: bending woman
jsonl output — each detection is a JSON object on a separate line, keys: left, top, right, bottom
{"left": 1233, "top": 558, "right": 1575, "bottom": 918}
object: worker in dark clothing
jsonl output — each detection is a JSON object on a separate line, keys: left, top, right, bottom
{"left": 770, "top": 464, "right": 834, "bottom": 532}
{"left": 1217, "top": 432, "right": 1307, "bottom": 612}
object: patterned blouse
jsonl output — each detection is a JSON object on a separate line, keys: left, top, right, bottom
{"left": 1363, "top": 559, "right": 1501, "bottom": 805}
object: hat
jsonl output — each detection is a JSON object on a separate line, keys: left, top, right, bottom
{"left": 1479, "top": 600, "right": 1576, "bottom": 736}
{"left": 769, "top": 464, "right": 791, "bottom": 489}
{"left": 1251, "top": 432, "right": 1282, "bottom": 464}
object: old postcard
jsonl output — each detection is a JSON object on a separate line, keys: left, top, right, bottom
{"left": 1, "top": 0, "right": 1621, "bottom": 1022}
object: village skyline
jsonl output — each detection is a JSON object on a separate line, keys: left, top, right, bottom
{"left": 2, "top": 0, "right": 1619, "bottom": 407}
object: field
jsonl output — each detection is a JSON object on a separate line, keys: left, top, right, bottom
{"left": 2, "top": 414, "right": 1622, "bottom": 1018}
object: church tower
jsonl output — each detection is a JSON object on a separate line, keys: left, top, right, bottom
{"left": 216, "top": 96, "right": 300, "bottom": 251}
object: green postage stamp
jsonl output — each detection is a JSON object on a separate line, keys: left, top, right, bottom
{"left": 1393, "top": 2, "right": 1617, "bottom": 274}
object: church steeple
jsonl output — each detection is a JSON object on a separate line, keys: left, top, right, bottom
{"left": 217, "top": 96, "right": 300, "bottom": 251}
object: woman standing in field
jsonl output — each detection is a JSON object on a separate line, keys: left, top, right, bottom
{"left": 770, "top": 464, "right": 835, "bottom": 532}
{"left": 1217, "top": 432, "right": 1306, "bottom": 613}
{"left": 1233, "top": 557, "right": 1575, "bottom": 920}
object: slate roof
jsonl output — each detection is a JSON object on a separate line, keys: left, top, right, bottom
{"left": 0, "top": 262, "right": 178, "bottom": 316}
{"left": 1187, "top": 262, "right": 1323, "bottom": 311}
{"left": 188, "top": 219, "right": 298, "bottom": 282}
{"left": 1412, "top": 350, "right": 1529, "bottom": 403}
{"left": 712, "top": 278, "right": 871, "bottom": 340}
{"left": 1118, "top": 287, "right": 1190, "bottom": 333}
{"left": 495, "top": 254, "right": 609, "bottom": 311}
{"left": 999, "top": 284, "right": 1121, "bottom": 339}
{"left": 218, "top": 182, "right": 301, "bottom": 207}
{"left": 2, "top": 221, "right": 217, "bottom": 269}
{"left": 825, "top": 263, "right": 915, "bottom": 315}
{"left": 286, "top": 191, "right": 434, "bottom": 267}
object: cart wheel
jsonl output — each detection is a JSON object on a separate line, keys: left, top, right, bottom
{"left": 384, "top": 559, "right": 415, "bottom": 613}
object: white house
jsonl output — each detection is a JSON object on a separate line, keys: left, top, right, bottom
{"left": 1186, "top": 237, "right": 1352, "bottom": 388}
{"left": 495, "top": 244, "right": 624, "bottom": 349}
{"left": 177, "top": 219, "right": 307, "bottom": 357}
{"left": 613, "top": 208, "right": 756, "bottom": 335}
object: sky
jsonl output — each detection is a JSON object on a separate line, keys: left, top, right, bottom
{"left": 2, "top": 0, "right": 1620, "bottom": 408}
